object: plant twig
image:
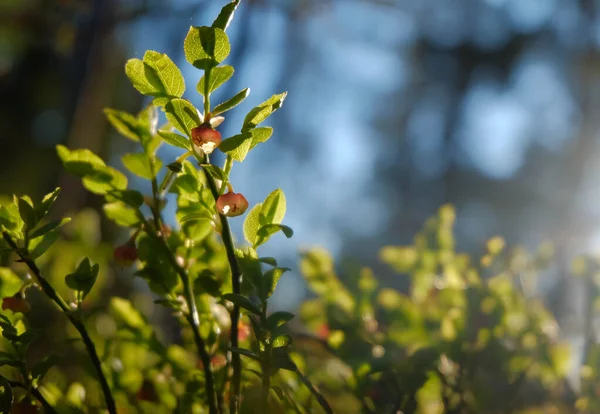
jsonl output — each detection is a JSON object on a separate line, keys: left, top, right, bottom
{"left": 2, "top": 233, "right": 117, "bottom": 414}
{"left": 9, "top": 380, "right": 57, "bottom": 414}
{"left": 139, "top": 219, "right": 219, "bottom": 414}
{"left": 201, "top": 163, "right": 243, "bottom": 414}
{"left": 295, "top": 365, "right": 334, "bottom": 414}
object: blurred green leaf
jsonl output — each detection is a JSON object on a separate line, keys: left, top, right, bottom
{"left": 106, "top": 189, "right": 144, "bottom": 208}
{"left": 104, "top": 108, "right": 142, "bottom": 142}
{"left": 272, "top": 334, "right": 292, "bottom": 348}
{"left": 103, "top": 202, "right": 140, "bottom": 227}
{"left": 29, "top": 217, "right": 71, "bottom": 239}
{"left": 266, "top": 311, "right": 294, "bottom": 330}
{"left": 182, "top": 219, "right": 213, "bottom": 242}
{"left": 235, "top": 248, "right": 262, "bottom": 292}
{"left": 65, "top": 258, "right": 99, "bottom": 299}
{"left": 243, "top": 93, "right": 287, "bottom": 131}
{"left": 261, "top": 267, "right": 290, "bottom": 300}
{"left": 213, "top": 88, "right": 250, "bottom": 116}
{"left": 197, "top": 65, "right": 234, "bottom": 96}
{"left": 110, "top": 297, "right": 146, "bottom": 329}
{"left": 18, "top": 197, "right": 36, "bottom": 231}
{"left": 29, "top": 229, "right": 61, "bottom": 259}
{"left": 222, "top": 293, "right": 261, "bottom": 315}
{"left": 229, "top": 347, "right": 260, "bottom": 361}
{"left": 122, "top": 153, "right": 158, "bottom": 179}
{"left": 0, "top": 375, "right": 13, "bottom": 412}
{"left": 35, "top": 187, "right": 61, "bottom": 222}
{"left": 184, "top": 26, "right": 230, "bottom": 70}
{"left": 158, "top": 130, "right": 190, "bottom": 150}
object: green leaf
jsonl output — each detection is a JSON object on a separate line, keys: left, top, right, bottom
{"left": 125, "top": 51, "right": 185, "bottom": 102}
{"left": 29, "top": 217, "right": 71, "bottom": 239}
{"left": 184, "top": 26, "right": 231, "bottom": 70}
{"left": 143, "top": 50, "right": 186, "bottom": 97}
{"left": 65, "top": 258, "right": 99, "bottom": 299}
{"left": 82, "top": 165, "right": 128, "bottom": 195}
{"left": 36, "top": 187, "right": 61, "bottom": 221}
{"left": 165, "top": 98, "right": 201, "bottom": 137}
{"left": 229, "top": 347, "right": 260, "bottom": 361}
{"left": 158, "top": 130, "right": 190, "bottom": 150}
{"left": 243, "top": 92, "right": 287, "bottom": 130}
{"left": 106, "top": 189, "right": 144, "bottom": 208}
{"left": 212, "top": 0, "right": 240, "bottom": 31}
{"left": 261, "top": 267, "right": 290, "bottom": 300}
{"left": 222, "top": 293, "right": 261, "bottom": 315}
{"left": 18, "top": 197, "right": 37, "bottom": 231}
{"left": 0, "top": 375, "right": 13, "bottom": 412}
{"left": 103, "top": 202, "right": 140, "bottom": 227}
{"left": 31, "top": 354, "right": 62, "bottom": 383}
{"left": 256, "top": 224, "right": 294, "bottom": 247}
{"left": 259, "top": 257, "right": 278, "bottom": 267}
{"left": 104, "top": 108, "right": 142, "bottom": 142}
{"left": 200, "top": 164, "right": 226, "bottom": 182}
{"left": 266, "top": 311, "right": 294, "bottom": 330}
{"left": 235, "top": 248, "right": 262, "bottom": 292}
{"left": 197, "top": 65, "right": 234, "bottom": 96}
{"left": 56, "top": 145, "right": 105, "bottom": 177}
{"left": 243, "top": 203, "right": 262, "bottom": 246}
{"left": 272, "top": 334, "right": 292, "bottom": 348}
{"left": 182, "top": 219, "right": 213, "bottom": 242}
{"left": 29, "top": 229, "right": 61, "bottom": 259}
{"left": 260, "top": 189, "right": 286, "bottom": 225}
{"left": 122, "top": 153, "right": 156, "bottom": 179}
{"left": 218, "top": 132, "right": 253, "bottom": 162}
{"left": 213, "top": 88, "right": 250, "bottom": 116}
{"left": 218, "top": 127, "right": 272, "bottom": 162}
{"left": 110, "top": 297, "right": 146, "bottom": 329}
{"left": 137, "top": 105, "right": 159, "bottom": 136}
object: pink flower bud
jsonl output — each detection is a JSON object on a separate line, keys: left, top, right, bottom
{"left": 114, "top": 243, "right": 138, "bottom": 267}
{"left": 216, "top": 192, "right": 249, "bottom": 217}
{"left": 2, "top": 294, "right": 31, "bottom": 314}
{"left": 191, "top": 124, "right": 222, "bottom": 155}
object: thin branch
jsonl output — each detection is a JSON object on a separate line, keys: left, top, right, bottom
{"left": 9, "top": 380, "right": 57, "bottom": 414}
{"left": 2, "top": 233, "right": 117, "bottom": 414}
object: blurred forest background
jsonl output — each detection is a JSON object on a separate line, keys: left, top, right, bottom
{"left": 3, "top": 0, "right": 600, "bottom": 396}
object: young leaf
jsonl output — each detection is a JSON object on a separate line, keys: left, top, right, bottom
{"left": 158, "top": 130, "right": 190, "bottom": 150}
{"left": 235, "top": 248, "right": 262, "bottom": 291}
{"left": 29, "top": 229, "right": 61, "bottom": 259}
{"left": 243, "top": 92, "right": 287, "bottom": 131}
{"left": 29, "top": 217, "right": 71, "bottom": 239}
{"left": 255, "top": 224, "right": 294, "bottom": 247}
{"left": 184, "top": 26, "right": 231, "bottom": 70}
{"left": 259, "top": 189, "right": 286, "bottom": 226}
{"left": 212, "top": 0, "right": 240, "bottom": 31}
{"left": 36, "top": 187, "right": 61, "bottom": 221}
{"left": 82, "top": 165, "right": 128, "bottom": 195}
{"left": 213, "top": 88, "right": 250, "bottom": 116}
{"left": 18, "top": 198, "right": 37, "bottom": 231}
{"left": 219, "top": 132, "right": 253, "bottom": 162}
{"left": 137, "top": 105, "right": 159, "bottom": 136}
{"left": 165, "top": 98, "right": 202, "bottom": 137}
{"left": 261, "top": 267, "right": 290, "bottom": 300}
{"left": 200, "top": 164, "right": 226, "bottom": 182}
{"left": 65, "top": 258, "right": 99, "bottom": 299}
{"left": 197, "top": 65, "right": 234, "bottom": 96}
{"left": 243, "top": 203, "right": 262, "bottom": 245}
{"left": 104, "top": 108, "right": 142, "bottom": 142}
{"left": 259, "top": 257, "right": 278, "bottom": 267}
{"left": 122, "top": 153, "right": 157, "bottom": 179}
{"left": 106, "top": 189, "right": 144, "bottom": 208}
{"left": 266, "top": 311, "right": 294, "bottom": 330}
{"left": 272, "top": 334, "right": 292, "bottom": 348}
{"left": 222, "top": 293, "right": 261, "bottom": 315}
{"left": 182, "top": 219, "right": 213, "bottom": 242}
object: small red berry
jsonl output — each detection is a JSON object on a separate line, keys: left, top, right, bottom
{"left": 2, "top": 294, "right": 31, "bottom": 314}
{"left": 191, "top": 124, "right": 222, "bottom": 155}
{"left": 317, "top": 324, "right": 330, "bottom": 340}
{"left": 114, "top": 243, "right": 138, "bottom": 267}
{"left": 216, "top": 192, "right": 249, "bottom": 217}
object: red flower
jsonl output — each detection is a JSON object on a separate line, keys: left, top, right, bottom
{"left": 191, "top": 124, "right": 222, "bottom": 155}
{"left": 216, "top": 193, "right": 248, "bottom": 217}
{"left": 238, "top": 321, "right": 251, "bottom": 341}
{"left": 114, "top": 243, "right": 138, "bottom": 267}
{"left": 2, "top": 294, "right": 30, "bottom": 314}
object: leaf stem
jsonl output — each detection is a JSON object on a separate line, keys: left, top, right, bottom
{"left": 2, "top": 233, "right": 117, "bottom": 414}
